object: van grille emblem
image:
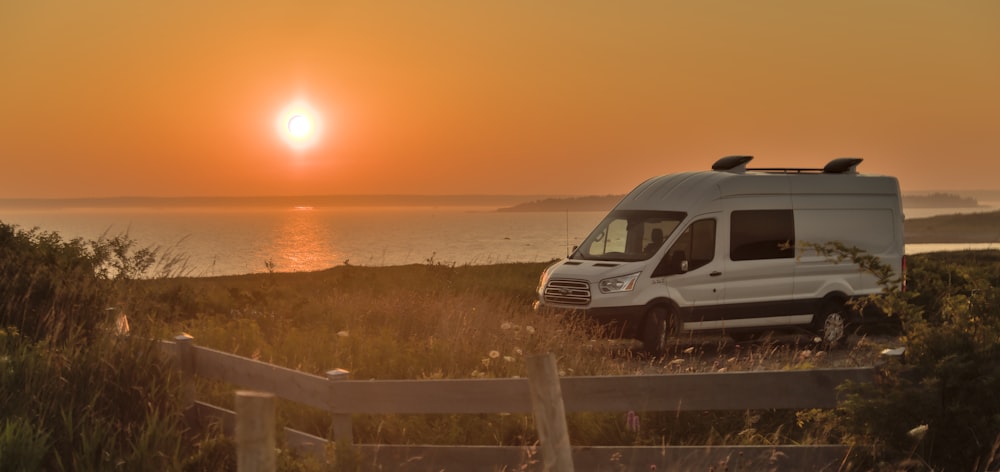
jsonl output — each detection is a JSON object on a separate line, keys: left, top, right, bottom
{"left": 543, "top": 279, "right": 591, "bottom": 306}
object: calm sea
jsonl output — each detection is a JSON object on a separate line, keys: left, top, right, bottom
{"left": 1, "top": 201, "right": 607, "bottom": 276}
{"left": 2, "top": 198, "right": 996, "bottom": 276}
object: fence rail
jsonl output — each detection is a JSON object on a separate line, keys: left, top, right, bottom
{"left": 160, "top": 334, "right": 876, "bottom": 471}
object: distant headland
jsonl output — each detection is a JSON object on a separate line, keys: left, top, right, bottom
{"left": 902, "top": 193, "right": 981, "bottom": 209}
{"left": 496, "top": 195, "right": 623, "bottom": 212}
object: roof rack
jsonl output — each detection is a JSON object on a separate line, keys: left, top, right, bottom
{"left": 711, "top": 156, "right": 863, "bottom": 174}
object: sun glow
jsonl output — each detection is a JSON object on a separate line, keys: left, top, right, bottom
{"left": 276, "top": 100, "right": 322, "bottom": 150}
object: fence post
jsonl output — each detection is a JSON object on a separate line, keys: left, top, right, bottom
{"left": 236, "top": 390, "right": 276, "bottom": 472}
{"left": 526, "top": 353, "right": 574, "bottom": 472}
{"left": 174, "top": 333, "right": 196, "bottom": 410}
{"left": 326, "top": 369, "right": 354, "bottom": 448}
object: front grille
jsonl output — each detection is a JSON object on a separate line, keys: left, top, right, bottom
{"left": 543, "top": 279, "right": 591, "bottom": 306}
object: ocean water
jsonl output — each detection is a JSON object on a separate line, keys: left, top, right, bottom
{"left": 1, "top": 203, "right": 607, "bottom": 276}
{"left": 2, "top": 200, "right": 996, "bottom": 277}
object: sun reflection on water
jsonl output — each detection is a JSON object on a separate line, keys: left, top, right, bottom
{"left": 268, "top": 206, "right": 339, "bottom": 272}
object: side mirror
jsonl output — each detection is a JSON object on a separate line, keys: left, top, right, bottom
{"left": 679, "top": 260, "right": 689, "bottom": 273}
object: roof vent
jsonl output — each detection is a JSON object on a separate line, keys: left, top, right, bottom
{"left": 823, "top": 157, "right": 863, "bottom": 174}
{"left": 712, "top": 155, "right": 754, "bottom": 173}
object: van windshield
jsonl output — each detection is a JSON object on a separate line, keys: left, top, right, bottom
{"left": 572, "top": 210, "right": 686, "bottom": 261}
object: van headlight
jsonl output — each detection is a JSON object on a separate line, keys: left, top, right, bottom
{"left": 536, "top": 263, "right": 556, "bottom": 295}
{"left": 598, "top": 272, "right": 640, "bottom": 294}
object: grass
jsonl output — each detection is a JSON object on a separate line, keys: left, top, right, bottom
{"left": 5, "top": 218, "right": 998, "bottom": 470}
{"left": 126, "top": 261, "right": 899, "bottom": 454}
{"left": 904, "top": 209, "right": 1000, "bottom": 243}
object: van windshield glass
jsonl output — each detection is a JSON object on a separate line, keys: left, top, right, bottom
{"left": 572, "top": 210, "right": 685, "bottom": 261}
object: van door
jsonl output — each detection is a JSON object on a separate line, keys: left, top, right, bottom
{"left": 715, "top": 209, "right": 805, "bottom": 331}
{"left": 650, "top": 216, "right": 723, "bottom": 327}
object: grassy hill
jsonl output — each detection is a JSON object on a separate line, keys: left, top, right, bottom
{"left": 904, "top": 210, "right": 1000, "bottom": 243}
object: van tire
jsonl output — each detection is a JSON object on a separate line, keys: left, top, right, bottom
{"left": 641, "top": 306, "right": 673, "bottom": 354}
{"left": 815, "top": 301, "right": 848, "bottom": 347}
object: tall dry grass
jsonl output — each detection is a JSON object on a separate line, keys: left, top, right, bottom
{"left": 129, "top": 261, "right": 894, "bottom": 451}
{"left": 7, "top": 216, "right": 997, "bottom": 470}
{"left": 0, "top": 223, "right": 195, "bottom": 470}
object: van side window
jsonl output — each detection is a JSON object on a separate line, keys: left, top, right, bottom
{"left": 653, "top": 218, "right": 716, "bottom": 277}
{"left": 730, "top": 210, "right": 795, "bottom": 261}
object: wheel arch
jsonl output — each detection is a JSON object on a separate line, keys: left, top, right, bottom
{"left": 640, "top": 297, "right": 680, "bottom": 333}
{"left": 819, "top": 291, "right": 854, "bottom": 322}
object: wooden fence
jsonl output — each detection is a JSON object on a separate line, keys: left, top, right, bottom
{"left": 160, "top": 334, "right": 876, "bottom": 471}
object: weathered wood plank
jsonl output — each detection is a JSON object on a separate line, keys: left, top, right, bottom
{"left": 326, "top": 378, "right": 531, "bottom": 414}
{"left": 190, "top": 345, "right": 333, "bottom": 411}
{"left": 161, "top": 337, "right": 871, "bottom": 471}
{"left": 352, "top": 444, "right": 851, "bottom": 472}
{"left": 558, "top": 367, "right": 877, "bottom": 412}
{"left": 526, "top": 353, "right": 574, "bottom": 472}
{"left": 235, "top": 391, "right": 276, "bottom": 472}
{"left": 182, "top": 406, "right": 853, "bottom": 472}
{"left": 323, "top": 367, "right": 875, "bottom": 414}
{"left": 326, "top": 369, "right": 354, "bottom": 447}
{"left": 173, "top": 339, "right": 874, "bottom": 415}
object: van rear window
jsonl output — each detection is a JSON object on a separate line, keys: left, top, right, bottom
{"left": 730, "top": 210, "right": 795, "bottom": 261}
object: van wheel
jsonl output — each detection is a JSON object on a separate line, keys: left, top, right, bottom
{"left": 815, "top": 301, "right": 848, "bottom": 347}
{"left": 641, "top": 306, "right": 673, "bottom": 354}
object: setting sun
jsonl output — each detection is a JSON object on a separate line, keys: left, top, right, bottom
{"left": 276, "top": 100, "right": 322, "bottom": 150}
{"left": 287, "top": 115, "right": 312, "bottom": 137}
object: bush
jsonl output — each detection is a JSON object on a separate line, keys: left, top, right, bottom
{"left": 0, "top": 224, "right": 111, "bottom": 342}
{"left": 0, "top": 222, "right": 190, "bottom": 470}
{"left": 820, "top": 250, "right": 1000, "bottom": 471}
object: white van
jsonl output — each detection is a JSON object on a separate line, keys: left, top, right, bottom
{"left": 535, "top": 156, "right": 904, "bottom": 351}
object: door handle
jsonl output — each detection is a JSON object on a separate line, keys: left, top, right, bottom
{"left": 710, "top": 271, "right": 722, "bottom": 277}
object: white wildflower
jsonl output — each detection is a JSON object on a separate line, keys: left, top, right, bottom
{"left": 908, "top": 424, "right": 929, "bottom": 440}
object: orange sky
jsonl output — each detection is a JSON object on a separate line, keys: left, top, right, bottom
{"left": 2, "top": 1, "right": 998, "bottom": 198}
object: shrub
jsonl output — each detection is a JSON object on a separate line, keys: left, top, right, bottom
{"left": 811, "top": 249, "right": 1000, "bottom": 471}
{"left": 0, "top": 222, "right": 191, "bottom": 470}
{"left": 0, "top": 224, "right": 111, "bottom": 342}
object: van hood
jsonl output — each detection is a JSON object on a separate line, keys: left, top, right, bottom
{"left": 548, "top": 258, "right": 643, "bottom": 279}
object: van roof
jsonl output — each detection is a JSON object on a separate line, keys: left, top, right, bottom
{"left": 615, "top": 157, "right": 900, "bottom": 211}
